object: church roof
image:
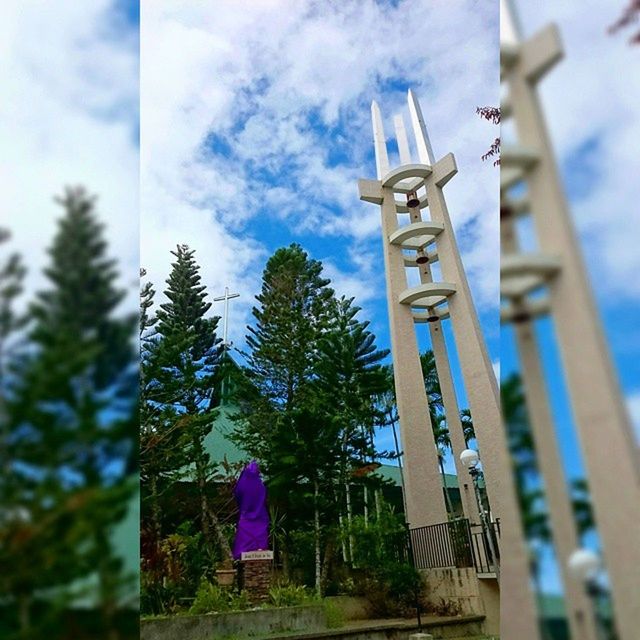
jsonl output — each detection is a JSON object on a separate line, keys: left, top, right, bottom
{"left": 204, "top": 404, "right": 466, "bottom": 490}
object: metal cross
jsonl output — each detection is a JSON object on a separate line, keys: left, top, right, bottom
{"left": 213, "top": 286, "right": 240, "bottom": 347}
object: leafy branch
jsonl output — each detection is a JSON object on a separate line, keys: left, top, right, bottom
{"left": 476, "top": 106, "right": 501, "bottom": 166}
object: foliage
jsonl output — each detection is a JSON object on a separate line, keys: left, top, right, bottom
{"left": 476, "top": 106, "right": 501, "bottom": 165}
{"left": 609, "top": 1, "right": 640, "bottom": 44}
{"left": 1, "top": 187, "right": 137, "bottom": 638}
{"left": 343, "top": 507, "right": 421, "bottom": 616}
{"left": 140, "top": 500, "right": 233, "bottom": 614}
{"left": 267, "top": 584, "right": 317, "bottom": 607}
{"left": 189, "top": 580, "right": 250, "bottom": 614}
{"left": 232, "top": 244, "right": 392, "bottom": 594}
{"left": 502, "top": 372, "right": 595, "bottom": 544}
{"left": 140, "top": 244, "right": 234, "bottom": 613}
{"left": 232, "top": 243, "right": 334, "bottom": 482}
{"left": 323, "top": 599, "right": 346, "bottom": 629}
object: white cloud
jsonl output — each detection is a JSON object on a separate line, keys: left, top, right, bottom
{"left": 0, "top": 1, "right": 139, "bottom": 311}
{"left": 141, "top": 0, "right": 501, "bottom": 345}
{"left": 492, "top": 359, "right": 501, "bottom": 382}
{"left": 627, "top": 391, "right": 640, "bottom": 445}
{"left": 511, "top": 0, "right": 640, "bottom": 301}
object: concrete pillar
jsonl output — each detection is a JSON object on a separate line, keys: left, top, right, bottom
{"left": 367, "top": 102, "right": 448, "bottom": 528}
{"left": 394, "top": 113, "right": 480, "bottom": 525}
{"left": 415, "top": 239, "right": 480, "bottom": 525}
{"left": 502, "top": 215, "right": 599, "bottom": 640}
{"left": 379, "top": 185, "right": 449, "bottom": 528}
{"left": 505, "top": 24, "right": 640, "bottom": 640}
{"left": 427, "top": 310, "right": 481, "bottom": 524}
{"left": 407, "top": 92, "right": 540, "bottom": 640}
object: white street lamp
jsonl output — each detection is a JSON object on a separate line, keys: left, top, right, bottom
{"left": 460, "top": 448, "right": 480, "bottom": 470}
{"left": 568, "top": 549, "right": 612, "bottom": 640}
{"left": 568, "top": 548, "right": 600, "bottom": 582}
{"left": 459, "top": 449, "right": 499, "bottom": 581}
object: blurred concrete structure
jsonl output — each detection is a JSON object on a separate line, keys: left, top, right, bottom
{"left": 500, "top": 2, "right": 640, "bottom": 639}
{"left": 359, "top": 90, "right": 538, "bottom": 639}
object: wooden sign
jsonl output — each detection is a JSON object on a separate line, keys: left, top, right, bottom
{"left": 240, "top": 550, "right": 273, "bottom": 561}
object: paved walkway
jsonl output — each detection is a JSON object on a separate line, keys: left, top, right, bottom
{"left": 258, "top": 614, "right": 490, "bottom": 639}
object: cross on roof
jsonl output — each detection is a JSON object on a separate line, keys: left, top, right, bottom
{"left": 213, "top": 286, "right": 240, "bottom": 347}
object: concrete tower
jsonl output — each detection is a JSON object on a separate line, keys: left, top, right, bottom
{"left": 359, "top": 90, "right": 540, "bottom": 639}
{"left": 501, "top": 2, "right": 640, "bottom": 639}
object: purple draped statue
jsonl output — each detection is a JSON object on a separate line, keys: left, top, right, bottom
{"left": 232, "top": 460, "right": 270, "bottom": 560}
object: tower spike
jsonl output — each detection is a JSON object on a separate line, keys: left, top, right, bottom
{"left": 407, "top": 89, "right": 435, "bottom": 165}
{"left": 500, "top": 0, "right": 522, "bottom": 45}
{"left": 371, "top": 100, "right": 390, "bottom": 179}
{"left": 393, "top": 114, "right": 412, "bottom": 165}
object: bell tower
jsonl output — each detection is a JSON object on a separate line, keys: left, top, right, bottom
{"left": 359, "top": 89, "right": 539, "bottom": 639}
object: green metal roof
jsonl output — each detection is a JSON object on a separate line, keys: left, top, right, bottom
{"left": 203, "top": 404, "right": 466, "bottom": 490}
{"left": 203, "top": 404, "right": 247, "bottom": 465}
{"left": 375, "top": 461, "right": 460, "bottom": 489}
{"left": 537, "top": 592, "right": 612, "bottom": 620}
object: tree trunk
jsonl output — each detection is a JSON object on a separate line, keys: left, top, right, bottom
{"left": 150, "top": 473, "right": 162, "bottom": 546}
{"left": 346, "top": 483, "right": 354, "bottom": 564}
{"left": 320, "top": 536, "right": 335, "bottom": 593}
{"left": 18, "top": 593, "right": 30, "bottom": 638}
{"left": 194, "top": 443, "right": 211, "bottom": 543}
{"left": 439, "top": 456, "right": 454, "bottom": 517}
{"left": 206, "top": 502, "right": 234, "bottom": 567}
{"left": 313, "top": 478, "right": 321, "bottom": 596}
{"left": 363, "top": 485, "right": 368, "bottom": 526}
{"left": 282, "top": 530, "right": 291, "bottom": 581}
{"left": 334, "top": 486, "right": 348, "bottom": 563}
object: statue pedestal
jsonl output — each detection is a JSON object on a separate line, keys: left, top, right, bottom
{"left": 239, "top": 551, "right": 273, "bottom": 604}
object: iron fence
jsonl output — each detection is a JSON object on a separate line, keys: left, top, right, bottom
{"left": 409, "top": 518, "right": 500, "bottom": 575}
{"left": 468, "top": 520, "right": 500, "bottom": 574}
{"left": 409, "top": 519, "right": 474, "bottom": 569}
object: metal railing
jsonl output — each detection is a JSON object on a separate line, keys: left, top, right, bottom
{"left": 409, "top": 518, "right": 500, "bottom": 576}
{"left": 409, "top": 519, "right": 474, "bottom": 569}
{"left": 469, "top": 520, "right": 500, "bottom": 574}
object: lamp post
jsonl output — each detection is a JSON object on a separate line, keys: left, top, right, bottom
{"left": 460, "top": 449, "right": 500, "bottom": 581}
{"left": 568, "top": 549, "right": 613, "bottom": 640}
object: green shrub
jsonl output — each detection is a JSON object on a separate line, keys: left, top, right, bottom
{"left": 323, "top": 600, "right": 345, "bottom": 629}
{"left": 228, "top": 589, "right": 251, "bottom": 611}
{"left": 189, "top": 579, "right": 251, "bottom": 614}
{"left": 267, "top": 584, "right": 317, "bottom": 607}
{"left": 343, "top": 507, "right": 423, "bottom": 616}
{"left": 190, "top": 580, "right": 230, "bottom": 614}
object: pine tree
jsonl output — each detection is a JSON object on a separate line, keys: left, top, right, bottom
{"left": 232, "top": 244, "right": 334, "bottom": 578}
{"left": 150, "top": 245, "right": 228, "bottom": 563}
{"left": 235, "top": 248, "right": 395, "bottom": 593}
{"left": 313, "top": 296, "right": 392, "bottom": 591}
{"left": 235, "top": 243, "right": 334, "bottom": 469}
{"left": 3, "top": 187, "right": 137, "bottom": 636}
{"left": 0, "top": 228, "right": 26, "bottom": 475}
{"left": 139, "top": 267, "right": 181, "bottom": 549}
{"left": 0, "top": 228, "right": 30, "bottom": 633}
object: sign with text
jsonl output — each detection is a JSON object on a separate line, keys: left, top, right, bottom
{"left": 240, "top": 550, "right": 274, "bottom": 561}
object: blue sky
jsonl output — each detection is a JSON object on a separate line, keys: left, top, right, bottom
{"left": 501, "top": 0, "right": 640, "bottom": 595}
{"left": 140, "top": 0, "right": 500, "bottom": 470}
{"left": 6, "top": 0, "right": 636, "bottom": 605}
{"left": 501, "top": 0, "right": 640, "bottom": 488}
{"left": 1, "top": 1, "right": 139, "bottom": 309}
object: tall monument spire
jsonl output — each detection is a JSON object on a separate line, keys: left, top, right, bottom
{"left": 359, "top": 90, "right": 540, "bottom": 639}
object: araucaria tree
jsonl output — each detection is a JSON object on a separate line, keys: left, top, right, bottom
{"left": 144, "top": 245, "right": 230, "bottom": 564}
{"left": 313, "top": 295, "right": 392, "bottom": 588}
{"left": 139, "top": 268, "right": 182, "bottom": 549}
{"left": 2, "top": 187, "right": 137, "bottom": 636}
{"left": 234, "top": 244, "right": 391, "bottom": 594}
